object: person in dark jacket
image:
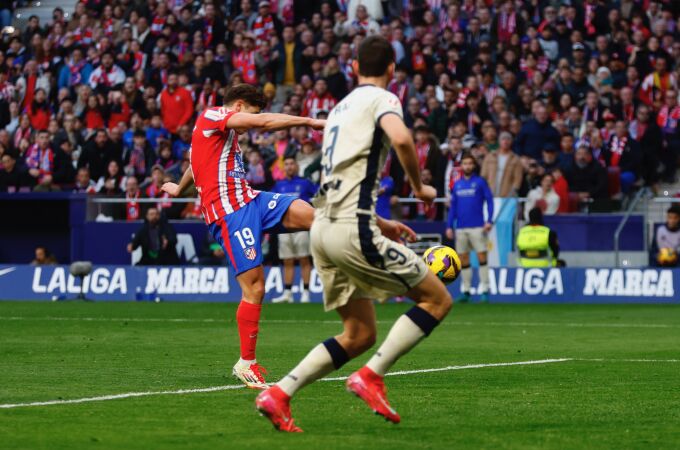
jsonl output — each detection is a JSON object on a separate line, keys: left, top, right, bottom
{"left": 126, "top": 207, "right": 179, "bottom": 266}
{"left": 273, "top": 26, "right": 303, "bottom": 86}
{"left": 604, "top": 120, "right": 643, "bottom": 193}
{"left": 567, "top": 145, "right": 608, "bottom": 201}
{"left": 514, "top": 104, "right": 560, "bottom": 161}
{"left": 0, "top": 152, "right": 32, "bottom": 192}
{"left": 52, "top": 138, "right": 77, "bottom": 188}
{"left": 629, "top": 105, "right": 663, "bottom": 186}
{"left": 77, "top": 129, "right": 121, "bottom": 181}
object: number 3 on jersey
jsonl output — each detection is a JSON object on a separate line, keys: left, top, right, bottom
{"left": 322, "top": 126, "right": 339, "bottom": 176}
{"left": 234, "top": 228, "right": 255, "bottom": 248}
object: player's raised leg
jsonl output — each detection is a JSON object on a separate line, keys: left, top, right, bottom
{"left": 256, "top": 299, "right": 377, "bottom": 432}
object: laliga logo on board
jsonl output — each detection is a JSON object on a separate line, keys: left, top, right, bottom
{"left": 583, "top": 269, "right": 674, "bottom": 297}
{"left": 144, "top": 267, "right": 230, "bottom": 294}
{"left": 471, "top": 268, "right": 564, "bottom": 296}
{"left": 32, "top": 267, "right": 127, "bottom": 294}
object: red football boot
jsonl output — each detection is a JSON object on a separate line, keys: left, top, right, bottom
{"left": 255, "top": 386, "right": 303, "bottom": 433}
{"left": 346, "top": 366, "right": 401, "bottom": 424}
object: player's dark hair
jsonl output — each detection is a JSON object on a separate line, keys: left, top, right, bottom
{"left": 668, "top": 205, "right": 680, "bottom": 216}
{"left": 357, "top": 36, "right": 395, "bottom": 77}
{"left": 460, "top": 152, "right": 476, "bottom": 165}
{"left": 223, "top": 84, "right": 266, "bottom": 109}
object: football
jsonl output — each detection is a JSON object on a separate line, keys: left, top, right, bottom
{"left": 657, "top": 247, "right": 678, "bottom": 266}
{"left": 423, "top": 245, "right": 462, "bottom": 284}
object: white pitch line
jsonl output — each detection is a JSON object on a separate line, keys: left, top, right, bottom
{"left": 2, "top": 357, "right": 678, "bottom": 410}
{"left": 1, "top": 316, "right": 679, "bottom": 329}
{"left": 578, "top": 358, "right": 680, "bottom": 363}
{"left": 321, "top": 358, "right": 573, "bottom": 381}
{"left": 0, "top": 358, "right": 570, "bottom": 410}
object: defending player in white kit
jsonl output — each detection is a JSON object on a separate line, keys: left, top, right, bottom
{"left": 255, "top": 36, "right": 453, "bottom": 432}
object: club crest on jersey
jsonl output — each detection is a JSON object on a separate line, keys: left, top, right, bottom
{"left": 244, "top": 247, "right": 257, "bottom": 260}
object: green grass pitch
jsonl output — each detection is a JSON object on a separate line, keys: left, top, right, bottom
{"left": 1, "top": 301, "right": 679, "bottom": 449}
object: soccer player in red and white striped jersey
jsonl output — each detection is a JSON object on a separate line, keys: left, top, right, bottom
{"left": 162, "top": 84, "right": 324, "bottom": 389}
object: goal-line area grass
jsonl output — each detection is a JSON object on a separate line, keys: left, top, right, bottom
{"left": 1, "top": 301, "right": 679, "bottom": 449}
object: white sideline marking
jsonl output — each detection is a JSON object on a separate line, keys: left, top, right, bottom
{"left": 1, "top": 316, "right": 679, "bottom": 329}
{"left": 0, "top": 358, "right": 569, "bottom": 410}
{"left": 1, "top": 357, "right": 678, "bottom": 410}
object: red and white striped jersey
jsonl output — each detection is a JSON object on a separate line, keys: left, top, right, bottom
{"left": 190, "top": 107, "right": 259, "bottom": 224}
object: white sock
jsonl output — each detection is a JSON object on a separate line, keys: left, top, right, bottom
{"left": 277, "top": 343, "right": 336, "bottom": 396}
{"left": 239, "top": 358, "right": 256, "bottom": 366}
{"left": 461, "top": 266, "right": 472, "bottom": 293}
{"left": 366, "top": 315, "right": 427, "bottom": 376}
{"left": 479, "top": 264, "right": 489, "bottom": 293}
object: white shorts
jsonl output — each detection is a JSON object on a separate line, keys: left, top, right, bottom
{"left": 456, "top": 227, "right": 488, "bottom": 253}
{"left": 311, "top": 217, "right": 429, "bottom": 311}
{"left": 278, "top": 231, "right": 311, "bottom": 259}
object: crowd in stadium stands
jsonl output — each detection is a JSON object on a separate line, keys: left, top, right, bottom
{"left": 0, "top": 0, "right": 679, "bottom": 222}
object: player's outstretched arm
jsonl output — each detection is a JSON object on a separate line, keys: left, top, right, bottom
{"left": 228, "top": 112, "right": 325, "bottom": 132}
{"left": 162, "top": 165, "right": 194, "bottom": 197}
{"left": 379, "top": 113, "right": 436, "bottom": 205}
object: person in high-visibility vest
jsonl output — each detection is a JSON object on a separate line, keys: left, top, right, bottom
{"left": 516, "top": 207, "right": 560, "bottom": 268}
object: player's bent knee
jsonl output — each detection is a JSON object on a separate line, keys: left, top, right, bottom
{"left": 243, "top": 283, "right": 265, "bottom": 302}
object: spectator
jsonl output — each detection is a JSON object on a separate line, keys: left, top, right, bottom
{"left": 146, "top": 114, "right": 170, "bottom": 151}
{"left": 301, "top": 79, "right": 336, "bottom": 118}
{"left": 126, "top": 207, "right": 179, "bottom": 265}
{"left": 73, "top": 167, "right": 97, "bottom": 194}
{"left": 567, "top": 145, "right": 608, "bottom": 202}
{"left": 52, "top": 138, "right": 77, "bottom": 187}
{"left": 88, "top": 51, "right": 126, "bottom": 91}
{"left": 58, "top": 48, "right": 92, "bottom": 91}
{"left": 481, "top": 131, "right": 523, "bottom": 197}
{"left": 514, "top": 104, "right": 560, "bottom": 161}
{"left": 0, "top": 152, "right": 31, "bottom": 192}
{"left": 25, "top": 130, "right": 55, "bottom": 191}
{"left": 605, "top": 120, "right": 643, "bottom": 193}
{"left": 658, "top": 89, "right": 680, "bottom": 182}
{"left": 245, "top": 148, "right": 274, "bottom": 191}
{"left": 524, "top": 173, "right": 560, "bottom": 220}
{"left": 78, "top": 129, "right": 119, "bottom": 181}
{"left": 96, "top": 160, "right": 124, "bottom": 195}
{"left": 445, "top": 153, "right": 493, "bottom": 303}
{"left": 271, "top": 156, "right": 317, "bottom": 304}
{"left": 31, "top": 246, "right": 58, "bottom": 265}
{"left": 628, "top": 105, "right": 662, "bottom": 187}
{"left": 160, "top": 72, "right": 194, "bottom": 135}
{"left": 26, "top": 88, "right": 51, "bottom": 131}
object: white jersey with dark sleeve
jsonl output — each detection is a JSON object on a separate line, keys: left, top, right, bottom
{"left": 314, "top": 84, "right": 403, "bottom": 219}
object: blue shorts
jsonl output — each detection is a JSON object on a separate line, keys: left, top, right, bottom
{"left": 208, "top": 191, "right": 297, "bottom": 276}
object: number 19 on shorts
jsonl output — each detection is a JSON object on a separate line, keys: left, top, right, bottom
{"left": 234, "top": 228, "right": 255, "bottom": 248}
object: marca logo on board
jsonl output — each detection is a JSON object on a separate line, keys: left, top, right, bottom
{"left": 32, "top": 267, "right": 127, "bottom": 294}
{"left": 144, "top": 267, "right": 230, "bottom": 294}
{"left": 583, "top": 269, "right": 674, "bottom": 297}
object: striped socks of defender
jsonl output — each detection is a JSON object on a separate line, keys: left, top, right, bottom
{"left": 277, "top": 337, "right": 349, "bottom": 397}
{"left": 366, "top": 306, "right": 440, "bottom": 376}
